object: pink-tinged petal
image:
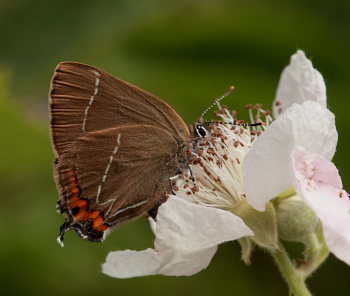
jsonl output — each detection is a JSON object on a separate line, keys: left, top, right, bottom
{"left": 292, "top": 149, "right": 343, "bottom": 189}
{"left": 291, "top": 149, "right": 350, "bottom": 265}
{"left": 155, "top": 195, "right": 253, "bottom": 251}
{"left": 273, "top": 50, "right": 326, "bottom": 117}
{"left": 157, "top": 246, "right": 218, "bottom": 276}
{"left": 243, "top": 101, "right": 337, "bottom": 211}
{"left": 102, "top": 249, "right": 160, "bottom": 278}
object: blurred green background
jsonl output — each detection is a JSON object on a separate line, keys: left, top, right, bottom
{"left": 1, "top": 0, "right": 349, "bottom": 295}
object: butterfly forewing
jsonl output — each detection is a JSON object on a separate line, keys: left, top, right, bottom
{"left": 50, "top": 62, "right": 191, "bottom": 243}
{"left": 50, "top": 62, "right": 189, "bottom": 157}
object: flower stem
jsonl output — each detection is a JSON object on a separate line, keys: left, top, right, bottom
{"left": 270, "top": 244, "right": 312, "bottom": 296}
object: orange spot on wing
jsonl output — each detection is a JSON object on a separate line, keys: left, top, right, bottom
{"left": 93, "top": 215, "right": 104, "bottom": 228}
{"left": 96, "top": 224, "right": 108, "bottom": 232}
{"left": 70, "top": 198, "right": 88, "bottom": 209}
{"left": 66, "top": 168, "right": 110, "bottom": 232}
{"left": 88, "top": 210, "right": 100, "bottom": 219}
{"left": 72, "top": 187, "right": 80, "bottom": 194}
{"left": 89, "top": 211, "right": 109, "bottom": 231}
{"left": 74, "top": 211, "right": 88, "bottom": 221}
{"left": 68, "top": 169, "right": 81, "bottom": 200}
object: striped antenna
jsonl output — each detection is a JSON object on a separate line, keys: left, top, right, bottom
{"left": 206, "top": 120, "right": 264, "bottom": 127}
{"left": 199, "top": 86, "right": 235, "bottom": 121}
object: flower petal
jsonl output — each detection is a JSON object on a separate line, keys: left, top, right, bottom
{"left": 102, "top": 248, "right": 160, "bottom": 278}
{"left": 273, "top": 50, "right": 327, "bottom": 117}
{"left": 148, "top": 217, "right": 157, "bottom": 235}
{"left": 155, "top": 195, "right": 253, "bottom": 251}
{"left": 102, "top": 246, "right": 218, "bottom": 278}
{"left": 290, "top": 149, "right": 350, "bottom": 265}
{"left": 103, "top": 196, "right": 253, "bottom": 278}
{"left": 157, "top": 246, "right": 218, "bottom": 276}
{"left": 243, "top": 101, "right": 337, "bottom": 211}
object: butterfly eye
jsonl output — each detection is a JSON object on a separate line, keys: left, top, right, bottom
{"left": 195, "top": 124, "right": 209, "bottom": 138}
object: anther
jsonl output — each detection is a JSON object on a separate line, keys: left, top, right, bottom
{"left": 254, "top": 103, "right": 263, "bottom": 110}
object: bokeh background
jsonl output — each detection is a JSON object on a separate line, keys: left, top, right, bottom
{"left": 1, "top": 0, "right": 349, "bottom": 295}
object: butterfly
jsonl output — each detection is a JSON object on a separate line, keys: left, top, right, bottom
{"left": 49, "top": 62, "right": 203, "bottom": 245}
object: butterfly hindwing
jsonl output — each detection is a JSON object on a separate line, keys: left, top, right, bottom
{"left": 55, "top": 124, "right": 184, "bottom": 236}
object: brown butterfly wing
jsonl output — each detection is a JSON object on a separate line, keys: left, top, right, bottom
{"left": 55, "top": 124, "right": 187, "bottom": 241}
{"left": 50, "top": 62, "right": 189, "bottom": 157}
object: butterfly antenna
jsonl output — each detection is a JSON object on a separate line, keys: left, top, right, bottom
{"left": 199, "top": 86, "right": 235, "bottom": 121}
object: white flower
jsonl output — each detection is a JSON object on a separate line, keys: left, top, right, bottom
{"left": 103, "top": 50, "right": 350, "bottom": 278}
{"left": 291, "top": 149, "right": 350, "bottom": 265}
{"left": 243, "top": 50, "right": 350, "bottom": 266}
{"left": 103, "top": 196, "right": 253, "bottom": 278}
{"left": 273, "top": 50, "right": 327, "bottom": 117}
{"left": 243, "top": 100, "right": 337, "bottom": 211}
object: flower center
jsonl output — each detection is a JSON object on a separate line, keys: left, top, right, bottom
{"left": 174, "top": 105, "right": 273, "bottom": 211}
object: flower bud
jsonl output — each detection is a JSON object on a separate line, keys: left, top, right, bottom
{"left": 275, "top": 194, "right": 319, "bottom": 243}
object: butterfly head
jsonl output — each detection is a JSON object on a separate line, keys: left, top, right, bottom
{"left": 194, "top": 123, "right": 210, "bottom": 138}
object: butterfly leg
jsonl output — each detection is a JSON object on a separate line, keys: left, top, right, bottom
{"left": 148, "top": 205, "right": 159, "bottom": 221}
{"left": 188, "top": 164, "right": 196, "bottom": 183}
{"left": 147, "top": 194, "right": 169, "bottom": 221}
{"left": 169, "top": 174, "right": 181, "bottom": 195}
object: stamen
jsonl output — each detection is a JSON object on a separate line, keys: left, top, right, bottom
{"left": 248, "top": 106, "right": 255, "bottom": 125}
{"left": 176, "top": 102, "right": 270, "bottom": 212}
